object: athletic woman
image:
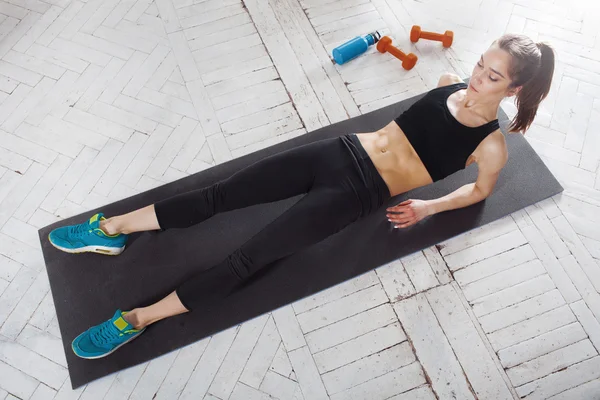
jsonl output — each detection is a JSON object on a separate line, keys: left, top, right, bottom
{"left": 48, "top": 33, "right": 555, "bottom": 359}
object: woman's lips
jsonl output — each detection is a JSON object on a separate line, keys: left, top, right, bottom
{"left": 469, "top": 83, "right": 479, "bottom": 93}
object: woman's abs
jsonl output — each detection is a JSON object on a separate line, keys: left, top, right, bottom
{"left": 356, "top": 121, "right": 434, "bottom": 196}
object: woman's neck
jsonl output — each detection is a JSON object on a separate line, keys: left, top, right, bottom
{"left": 460, "top": 90, "right": 501, "bottom": 122}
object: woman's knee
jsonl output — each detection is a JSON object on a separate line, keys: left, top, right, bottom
{"left": 154, "top": 183, "right": 224, "bottom": 229}
{"left": 226, "top": 248, "right": 254, "bottom": 281}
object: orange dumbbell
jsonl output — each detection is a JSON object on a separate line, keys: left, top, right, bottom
{"left": 410, "top": 25, "right": 453, "bottom": 48}
{"left": 376, "top": 36, "right": 418, "bottom": 70}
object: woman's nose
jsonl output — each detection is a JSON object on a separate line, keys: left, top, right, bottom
{"left": 474, "top": 72, "right": 484, "bottom": 84}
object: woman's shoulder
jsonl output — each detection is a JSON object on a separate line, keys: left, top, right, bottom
{"left": 425, "top": 74, "right": 466, "bottom": 98}
{"left": 437, "top": 73, "right": 465, "bottom": 88}
{"left": 474, "top": 129, "right": 508, "bottom": 165}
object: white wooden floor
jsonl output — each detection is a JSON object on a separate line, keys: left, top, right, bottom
{"left": 0, "top": 0, "right": 599, "bottom": 399}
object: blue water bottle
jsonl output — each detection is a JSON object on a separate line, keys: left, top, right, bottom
{"left": 332, "top": 31, "right": 382, "bottom": 64}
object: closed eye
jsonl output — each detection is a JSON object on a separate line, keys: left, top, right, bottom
{"left": 477, "top": 62, "right": 498, "bottom": 82}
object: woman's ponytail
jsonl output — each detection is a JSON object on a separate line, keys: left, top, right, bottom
{"left": 495, "top": 34, "right": 556, "bottom": 133}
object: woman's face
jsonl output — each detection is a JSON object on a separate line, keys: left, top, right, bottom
{"left": 467, "top": 44, "right": 520, "bottom": 99}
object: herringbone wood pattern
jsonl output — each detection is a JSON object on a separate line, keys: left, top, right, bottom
{"left": 0, "top": 0, "right": 599, "bottom": 399}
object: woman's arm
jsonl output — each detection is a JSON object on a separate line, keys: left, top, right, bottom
{"left": 429, "top": 138, "right": 507, "bottom": 212}
{"left": 427, "top": 183, "right": 488, "bottom": 214}
{"left": 386, "top": 134, "right": 507, "bottom": 228}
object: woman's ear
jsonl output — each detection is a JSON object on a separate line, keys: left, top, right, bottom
{"left": 506, "top": 85, "right": 522, "bottom": 97}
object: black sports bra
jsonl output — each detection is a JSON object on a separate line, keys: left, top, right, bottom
{"left": 395, "top": 82, "right": 500, "bottom": 182}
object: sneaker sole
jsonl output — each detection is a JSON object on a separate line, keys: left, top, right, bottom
{"left": 72, "top": 328, "right": 146, "bottom": 360}
{"left": 48, "top": 234, "right": 125, "bottom": 256}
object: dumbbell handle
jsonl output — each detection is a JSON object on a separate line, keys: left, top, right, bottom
{"left": 385, "top": 45, "right": 407, "bottom": 60}
{"left": 419, "top": 31, "right": 444, "bottom": 40}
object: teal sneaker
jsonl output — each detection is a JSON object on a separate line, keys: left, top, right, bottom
{"left": 72, "top": 309, "right": 145, "bottom": 359}
{"left": 48, "top": 213, "right": 127, "bottom": 255}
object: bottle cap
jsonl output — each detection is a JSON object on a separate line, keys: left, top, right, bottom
{"left": 370, "top": 31, "right": 382, "bottom": 43}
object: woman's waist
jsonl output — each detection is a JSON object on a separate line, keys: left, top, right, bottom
{"left": 355, "top": 123, "right": 434, "bottom": 194}
{"left": 337, "top": 134, "right": 390, "bottom": 199}
{"left": 356, "top": 122, "right": 422, "bottom": 163}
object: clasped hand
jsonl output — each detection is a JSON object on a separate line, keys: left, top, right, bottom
{"left": 386, "top": 199, "right": 432, "bottom": 229}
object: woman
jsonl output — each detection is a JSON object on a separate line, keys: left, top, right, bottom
{"left": 49, "top": 33, "right": 554, "bottom": 359}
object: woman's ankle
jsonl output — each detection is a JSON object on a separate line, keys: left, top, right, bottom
{"left": 100, "top": 217, "right": 122, "bottom": 235}
{"left": 123, "top": 309, "right": 146, "bottom": 330}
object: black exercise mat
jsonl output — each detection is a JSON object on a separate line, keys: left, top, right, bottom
{"left": 39, "top": 84, "right": 563, "bottom": 389}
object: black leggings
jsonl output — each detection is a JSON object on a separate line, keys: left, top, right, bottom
{"left": 154, "top": 134, "right": 390, "bottom": 311}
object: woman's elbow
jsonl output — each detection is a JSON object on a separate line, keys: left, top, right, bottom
{"left": 473, "top": 185, "right": 492, "bottom": 201}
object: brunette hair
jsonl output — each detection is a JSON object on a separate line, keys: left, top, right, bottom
{"left": 494, "top": 34, "right": 555, "bottom": 133}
